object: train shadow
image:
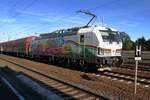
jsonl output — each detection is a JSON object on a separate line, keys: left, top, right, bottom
{"left": 1, "top": 54, "right": 97, "bottom": 73}
{"left": 0, "top": 66, "right": 79, "bottom": 100}
{"left": 0, "top": 66, "right": 47, "bottom": 100}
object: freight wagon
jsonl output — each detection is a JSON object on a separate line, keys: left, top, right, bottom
{"left": 0, "top": 36, "right": 37, "bottom": 56}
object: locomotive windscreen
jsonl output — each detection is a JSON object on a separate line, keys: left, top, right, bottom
{"left": 100, "top": 30, "right": 121, "bottom": 42}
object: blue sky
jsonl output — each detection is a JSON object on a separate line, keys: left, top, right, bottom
{"left": 0, "top": 0, "right": 150, "bottom": 42}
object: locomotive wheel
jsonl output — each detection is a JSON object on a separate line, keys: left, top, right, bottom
{"left": 80, "top": 60, "right": 88, "bottom": 71}
{"left": 71, "top": 59, "right": 76, "bottom": 66}
{"left": 117, "top": 57, "right": 123, "bottom": 66}
{"left": 48, "top": 56, "right": 55, "bottom": 64}
{"left": 67, "top": 58, "right": 71, "bottom": 66}
{"left": 112, "top": 57, "right": 123, "bottom": 67}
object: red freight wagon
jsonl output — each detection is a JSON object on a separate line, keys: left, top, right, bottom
{"left": 1, "top": 41, "right": 13, "bottom": 53}
{"left": 0, "top": 36, "right": 37, "bottom": 56}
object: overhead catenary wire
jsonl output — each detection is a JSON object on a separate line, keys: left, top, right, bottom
{"left": 11, "top": 12, "right": 78, "bottom": 35}
{"left": 18, "top": 0, "right": 121, "bottom": 34}
{"left": 12, "top": 0, "right": 39, "bottom": 18}
{"left": 0, "top": 3, "right": 18, "bottom": 28}
{"left": 0, "top": 0, "right": 39, "bottom": 41}
{"left": 1, "top": 0, "right": 122, "bottom": 39}
{"left": 0, "top": 0, "right": 39, "bottom": 29}
{"left": 76, "top": 10, "right": 97, "bottom": 26}
{"left": 88, "top": 0, "right": 122, "bottom": 11}
{"left": 2, "top": 0, "right": 122, "bottom": 38}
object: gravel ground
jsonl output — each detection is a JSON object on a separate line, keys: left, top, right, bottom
{"left": 112, "top": 67, "right": 150, "bottom": 79}
{"left": 0, "top": 55, "right": 150, "bottom": 99}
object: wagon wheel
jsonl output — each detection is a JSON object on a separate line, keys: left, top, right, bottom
{"left": 48, "top": 57, "right": 54, "bottom": 64}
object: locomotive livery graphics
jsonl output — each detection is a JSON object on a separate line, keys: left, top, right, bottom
{"left": 0, "top": 26, "right": 123, "bottom": 71}
{"left": 29, "top": 26, "right": 122, "bottom": 70}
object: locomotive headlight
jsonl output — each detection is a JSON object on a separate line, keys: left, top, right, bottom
{"left": 98, "top": 48, "right": 104, "bottom": 55}
{"left": 116, "top": 49, "right": 122, "bottom": 54}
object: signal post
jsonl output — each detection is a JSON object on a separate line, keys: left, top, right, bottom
{"left": 134, "top": 45, "right": 142, "bottom": 94}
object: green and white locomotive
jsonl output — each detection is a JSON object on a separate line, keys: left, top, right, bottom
{"left": 29, "top": 25, "right": 122, "bottom": 71}
{"left": 29, "top": 11, "right": 123, "bottom": 71}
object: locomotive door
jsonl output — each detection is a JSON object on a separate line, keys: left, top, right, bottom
{"left": 80, "top": 34, "right": 85, "bottom": 58}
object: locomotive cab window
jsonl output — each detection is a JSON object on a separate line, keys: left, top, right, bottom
{"left": 100, "top": 31, "right": 121, "bottom": 42}
{"left": 80, "top": 35, "right": 84, "bottom": 43}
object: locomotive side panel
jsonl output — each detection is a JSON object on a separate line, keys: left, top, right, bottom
{"left": 29, "top": 30, "right": 100, "bottom": 65}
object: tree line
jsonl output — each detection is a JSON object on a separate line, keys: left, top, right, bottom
{"left": 120, "top": 32, "right": 150, "bottom": 51}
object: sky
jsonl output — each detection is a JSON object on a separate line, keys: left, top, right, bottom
{"left": 0, "top": 0, "right": 150, "bottom": 42}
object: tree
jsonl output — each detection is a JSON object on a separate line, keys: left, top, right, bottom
{"left": 135, "top": 36, "right": 147, "bottom": 51}
{"left": 120, "top": 32, "right": 133, "bottom": 50}
{"left": 146, "top": 39, "right": 150, "bottom": 51}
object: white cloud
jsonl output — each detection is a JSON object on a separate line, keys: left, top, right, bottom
{"left": 119, "top": 21, "right": 139, "bottom": 27}
{"left": 15, "top": 10, "right": 87, "bottom": 25}
{"left": 40, "top": 16, "right": 85, "bottom": 25}
{"left": 0, "top": 18, "right": 16, "bottom": 23}
{"left": 16, "top": 10, "right": 55, "bottom": 18}
{"left": 40, "top": 17, "right": 59, "bottom": 22}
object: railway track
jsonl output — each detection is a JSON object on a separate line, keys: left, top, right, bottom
{"left": 119, "top": 51, "right": 150, "bottom": 72}
{"left": 1, "top": 55, "right": 150, "bottom": 99}
{"left": 0, "top": 57, "right": 107, "bottom": 100}
{"left": 120, "top": 63, "right": 150, "bottom": 72}
{"left": 95, "top": 71, "right": 150, "bottom": 88}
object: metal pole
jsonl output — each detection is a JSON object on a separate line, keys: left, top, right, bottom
{"left": 102, "top": 16, "right": 104, "bottom": 27}
{"left": 134, "top": 60, "right": 138, "bottom": 94}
